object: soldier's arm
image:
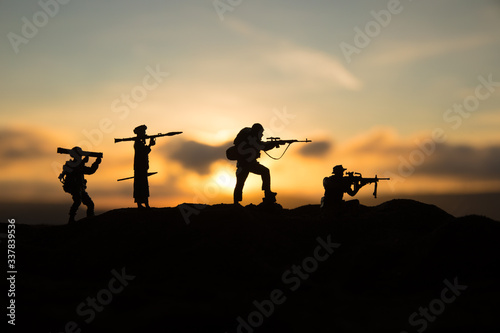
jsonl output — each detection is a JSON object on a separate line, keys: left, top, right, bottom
{"left": 84, "top": 157, "right": 102, "bottom": 175}
{"left": 346, "top": 180, "right": 361, "bottom": 196}
{"left": 262, "top": 140, "right": 277, "bottom": 151}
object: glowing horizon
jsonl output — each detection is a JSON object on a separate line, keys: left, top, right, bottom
{"left": 1, "top": 0, "right": 499, "bottom": 214}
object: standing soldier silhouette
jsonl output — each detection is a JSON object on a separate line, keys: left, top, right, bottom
{"left": 58, "top": 147, "right": 101, "bottom": 223}
{"left": 133, "top": 125, "right": 155, "bottom": 208}
{"left": 232, "top": 123, "right": 279, "bottom": 204}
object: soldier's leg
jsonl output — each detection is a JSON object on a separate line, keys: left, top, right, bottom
{"left": 134, "top": 170, "right": 149, "bottom": 207}
{"left": 81, "top": 191, "right": 95, "bottom": 217}
{"left": 234, "top": 166, "right": 250, "bottom": 203}
{"left": 249, "top": 163, "right": 276, "bottom": 203}
{"left": 69, "top": 191, "right": 82, "bottom": 223}
{"left": 249, "top": 163, "right": 271, "bottom": 192}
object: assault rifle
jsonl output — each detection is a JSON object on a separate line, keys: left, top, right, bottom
{"left": 114, "top": 131, "right": 183, "bottom": 143}
{"left": 57, "top": 147, "right": 103, "bottom": 158}
{"left": 345, "top": 172, "right": 390, "bottom": 198}
{"left": 258, "top": 137, "right": 312, "bottom": 160}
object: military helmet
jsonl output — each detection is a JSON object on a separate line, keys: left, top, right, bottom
{"left": 251, "top": 123, "right": 264, "bottom": 133}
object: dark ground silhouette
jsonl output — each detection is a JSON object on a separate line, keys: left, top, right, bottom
{"left": 4, "top": 199, "right": 500, "bottom": 333}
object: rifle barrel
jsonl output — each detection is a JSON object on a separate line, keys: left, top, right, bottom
{"left": 265, "top": 139, "right": 312, "bottom": 143}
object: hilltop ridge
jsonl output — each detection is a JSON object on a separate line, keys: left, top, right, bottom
{"left": 9, "top": 199, "right": 500, "bottom": 332}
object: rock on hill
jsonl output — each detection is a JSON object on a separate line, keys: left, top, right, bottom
{"left": 9, "top": 199, "right": 500, "bottom": 333}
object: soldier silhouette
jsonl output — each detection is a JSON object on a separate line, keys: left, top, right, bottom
{"left": 58, "top": 147, "right": 101, "bottom": 223}
{"left": 232, "top": 123, "right": 280, "bottom": 204}
{"left": 321, "top": 164, "right": 364, "bottom": 212}
{"left": 133, "top": 125, "right": 155, "bottom": 208}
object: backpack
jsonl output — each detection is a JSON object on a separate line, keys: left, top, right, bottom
{"left": 59, "top": 172, "right": 72, "bottom": 193}
{"left": 226, "top": 145, "right": 240, "bottom": 161}
{"left": 59, "top": 166, "right": 81, "bottom": 193}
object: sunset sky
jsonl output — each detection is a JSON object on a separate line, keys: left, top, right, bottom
{"left": 1, "top": 0, "right": 500, "bottom": 223}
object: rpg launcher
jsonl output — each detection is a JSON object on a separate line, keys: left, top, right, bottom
{"left": 114, "top": 131, "right": 183, "bottom": 143}
{"left": 57, "top": 147, "right": 103, "bottom": 158}
{"left": 345, "top": 172, "right": 390, "bottom": 198}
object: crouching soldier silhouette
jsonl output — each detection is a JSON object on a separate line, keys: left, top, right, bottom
{"left": 230, "top": 123, "right": 279, "bottom": 205}
{"left": 58, "top": 147, "right": 102, "bottom": 223}
{"left": 321, "top": 165, "right": 363, "bottom": 214}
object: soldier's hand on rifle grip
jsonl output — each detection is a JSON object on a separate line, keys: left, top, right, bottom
{"left": 150, "top": 138, "right": 156, "bottom": 147}
{"left": 82, "top": 155, "right": 90, "bottom": 163}
{"left": 96, "top": 157, "right": 102, "bottom": 164}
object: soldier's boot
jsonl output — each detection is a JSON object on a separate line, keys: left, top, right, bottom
{"left": 68, "top": 213, "right": 76, "bottom": 224}
{"left": 263, "top": 190, "right": 277, "bottom": 204}
{"left": 87, "top": 208, "right": 95, "bottom": 218}
{"left": 234, "top": 191, "right": 243, "bottom": 205}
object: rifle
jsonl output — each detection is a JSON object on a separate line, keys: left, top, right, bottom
{"left": 117, "top": 172, "right": 157, "bottom": 182}
{"left": 114, "top": 131, "right": 183, "bottom": 143}
{"left": 57, "top": 147, "right": 103, "bottom": 158}
{"left": 265, "top": 137, "right": 312, "bottom": 145}
{"left": 262, "top": 137, "right": 312, "bottom": 160}
{"left": 345, "top": 172, "right": 390, "bottom": 198}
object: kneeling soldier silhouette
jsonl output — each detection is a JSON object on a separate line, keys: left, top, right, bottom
{"left": 322, "top": 164, "right": 363, "bottom": 213}
{"left": 321, "top": 164, "right": 389, "bottom": 214}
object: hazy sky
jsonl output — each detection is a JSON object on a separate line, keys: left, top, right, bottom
{"left": 1, "top": 0, "right": 500, "bottom": 217}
